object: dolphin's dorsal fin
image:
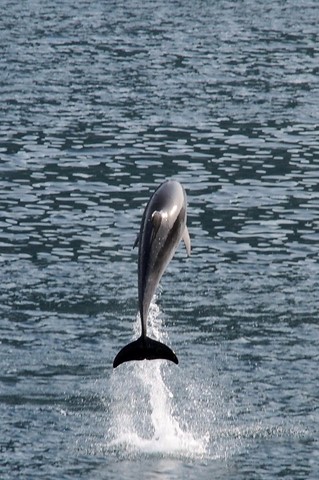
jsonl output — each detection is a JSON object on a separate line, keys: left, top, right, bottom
{"left": 183, "top": 226, "right": 191, "bottom": 256}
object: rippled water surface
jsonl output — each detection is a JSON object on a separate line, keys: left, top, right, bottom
{"left": 1, "top": 0, "right": 319, "bottom": 478}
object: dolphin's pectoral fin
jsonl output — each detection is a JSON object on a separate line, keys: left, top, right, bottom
{"left": 133, "top": 234, "right": 139, "bottom": 249}
{"left": 113, "top": 335, "right": 178, "bottom": 368}
{"left": 151, "top": 211, "right": 162, "bottom": 232}
{"left": 183, "top": 226, "right": 191, "bottom": 256}
{"left": 150, "top": 211, "right": 162, "bottom": 245}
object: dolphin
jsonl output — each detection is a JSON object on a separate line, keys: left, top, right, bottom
{"left": 113, "top": 180, "right": 191, "bottom": 368}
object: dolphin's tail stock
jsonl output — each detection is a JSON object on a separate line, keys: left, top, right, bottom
{"left": 113, "top": 336, "right": 178, "bottom": 368}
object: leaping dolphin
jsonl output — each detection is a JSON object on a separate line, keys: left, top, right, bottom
{"left": 113, "top": 180, "right": 191, "bottom": 368}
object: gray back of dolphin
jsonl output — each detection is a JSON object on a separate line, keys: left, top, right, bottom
{"left": 113, "top": 180, "right": 190, "bottom": 368}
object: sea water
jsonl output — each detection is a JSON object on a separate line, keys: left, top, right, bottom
{"left": 1, "top": 0, "right": 318, "bottom": 478}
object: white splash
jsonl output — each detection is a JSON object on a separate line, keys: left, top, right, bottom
{"left": 107, "top": 300, "right": 209, "bottom": 458}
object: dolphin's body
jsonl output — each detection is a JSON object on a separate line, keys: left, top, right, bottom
{"left": 113, "top": 180, "right": 191, "bottom": 368}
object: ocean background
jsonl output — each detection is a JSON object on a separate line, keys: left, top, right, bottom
{"left": 1, "top": 0, "right": 318, "bottom": 478}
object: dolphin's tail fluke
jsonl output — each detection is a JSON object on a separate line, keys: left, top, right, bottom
{"left": 113, "top": 336, "right": 178, "bottom": 368}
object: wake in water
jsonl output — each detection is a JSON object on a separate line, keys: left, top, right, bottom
{"left": 107, "top": 300, "right": 209, "bottom": 458}
{"left": 80, "top": 300, "right": 308, "bottom": 463}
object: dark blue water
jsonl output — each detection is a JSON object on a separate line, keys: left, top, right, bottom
{"left": 1, "top": 0, "right": 319, "bottom": 478}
